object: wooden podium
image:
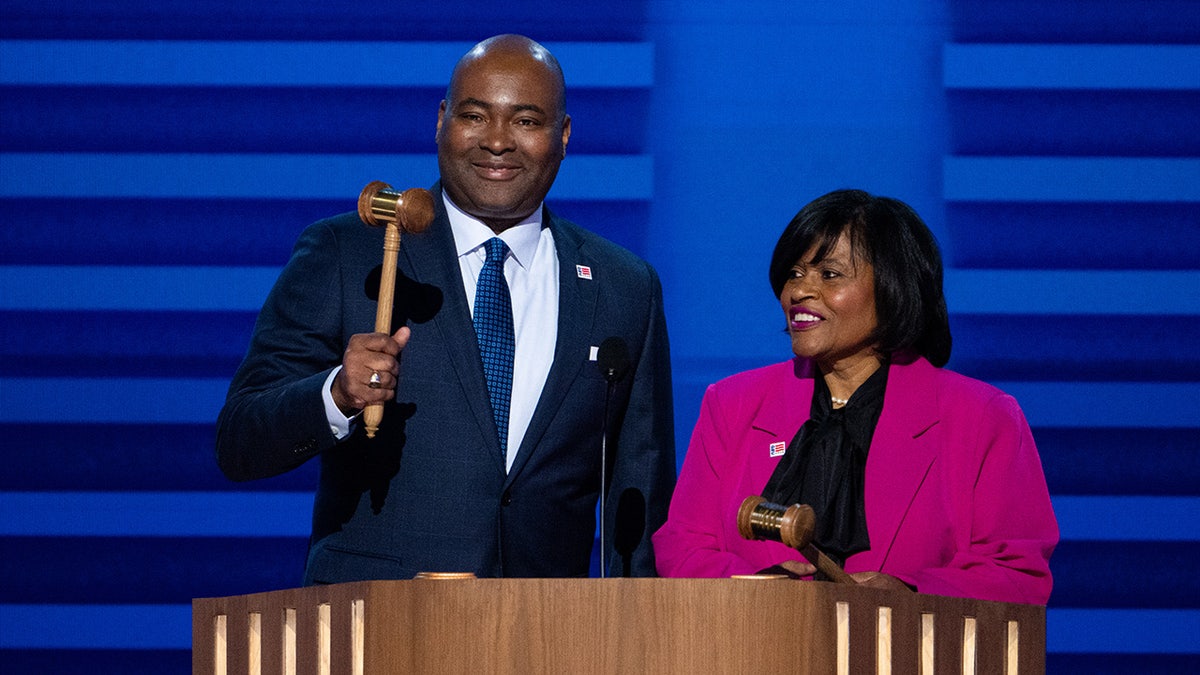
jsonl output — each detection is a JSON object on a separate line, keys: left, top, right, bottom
{"left": 193, "top": 578, "right": 1044, "bottom": 674}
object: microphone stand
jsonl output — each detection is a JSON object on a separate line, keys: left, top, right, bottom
{"left": 596, "top": 337, "right": 629, "bottom": 578}
{"left": 599, "top": 375, "right": 616, "bottom": 578}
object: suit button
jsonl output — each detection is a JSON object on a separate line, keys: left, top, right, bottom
{"left": 501, "top": 491, "right": 512, "bottom": 507}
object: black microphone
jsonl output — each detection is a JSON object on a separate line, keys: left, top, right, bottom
{"left": 596, "top": 337, "right": 631, "bottom": 578}
{"left": 613, "top": 488, "right": 646, "bottom": 577}
{"left": 597, "top": 336, "right": 631, "bottom": 383}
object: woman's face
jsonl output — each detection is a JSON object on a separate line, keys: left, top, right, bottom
{"left": 779, "top": 231, "right": 880, "bottom": 372}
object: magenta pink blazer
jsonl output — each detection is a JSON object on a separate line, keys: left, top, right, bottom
{"left": 652, "top": 356, "right": 1058, "bottom": 605}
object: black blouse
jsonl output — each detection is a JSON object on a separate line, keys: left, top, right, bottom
{"left": 761, "top": 362, "right": 890, "bottom": 568}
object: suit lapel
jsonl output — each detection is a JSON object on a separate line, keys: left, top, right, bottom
{"left": 506, "top": 211, "right": 597, "bottom": 482}
{"left": 401, "top": 187, "right": 504, "bottom": 469}
{"left": 750, "top": 358, "right": 817, "bottom": 437}
{"left": 746, "top": 360, "right": 817, "bottom": 491}
{"left": 863, "top": 357, "right": 941, "bottom": 568}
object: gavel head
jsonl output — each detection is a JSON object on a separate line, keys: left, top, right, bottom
{"left": 736, "top": 495, "right": 816, "bottom": 551}
{"left": 357, "top": 181, "right": 435, "bottom": 234}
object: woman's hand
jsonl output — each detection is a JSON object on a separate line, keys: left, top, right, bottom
{"left": 849, "top": 571, "right": 913, "bottom": 592}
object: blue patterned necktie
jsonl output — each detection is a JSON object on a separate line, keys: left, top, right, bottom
{"left": 474, "top": 237, "right": 515, "bottom": 459}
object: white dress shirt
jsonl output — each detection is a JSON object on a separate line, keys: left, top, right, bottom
{"left": 445, "top": 195, "right": 560, "bottom": 472}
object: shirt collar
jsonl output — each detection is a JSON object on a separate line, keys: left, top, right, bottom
{"left": 444, "top": 192, "right": 544, "bottom": 269}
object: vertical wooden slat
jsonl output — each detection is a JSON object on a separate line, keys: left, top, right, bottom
{"left": 352, "top": 599, "right": 365, "bottom": 675}
{"left": 877, "top": 606, "right": 892, "bottom": 675}
{"left": 213, "top": 613, "right": 227, "bottom": 675}
{"left": 282, "top": 607, "right": 296, "bottom": 675}
{"left": 318, "top": 602, "right": 331, "bottom": 675}
{"left": 247, "top": 612, "right": 261, "bottom": 675}
{"left": 961, "top": 616, "right": 977, "bottom": 675}
{"left": 836, "top": 601, "right": 850, "bottom": 675}
{"left": 1006, "top": 620, "right": 1020, "bottom": 675}
{"left": 920, "top": 612, "right": 935, "bottom": 675}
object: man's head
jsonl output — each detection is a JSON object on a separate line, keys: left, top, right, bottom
{"left": 436, "top": 34, "right": 572, "bottom": 233}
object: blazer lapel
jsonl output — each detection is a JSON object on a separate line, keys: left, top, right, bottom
{"left": 506, "top": 211, "right": 597, "bottom": 482}
{"left": 750, "top": 358, "right": 817, "bottom": 438}
{"left": 746, "top": 359, "right": 817, "bottom": 490}
{"left": 401, "top": 186, "right": 504, "bottom": 468}
{"left": 863, "top": 356, "right": 941, "bottom": 568}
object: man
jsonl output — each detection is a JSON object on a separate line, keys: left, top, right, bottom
{"left": 216, "top": 34, "right": 676, "bottom": 582}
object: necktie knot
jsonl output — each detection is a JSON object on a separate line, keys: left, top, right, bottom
{"left": 485, "top": 237, "right": 509, "bottom": 267}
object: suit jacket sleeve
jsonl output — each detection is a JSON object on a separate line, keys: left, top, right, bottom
{"left": 607, "top": 263, "right": 678, "bottom": 576}
{"left": 215, "top": 219, "right": 348, "bottom": 481}
{"left": 652, "top": 382, "right": 762, "bottom": 577}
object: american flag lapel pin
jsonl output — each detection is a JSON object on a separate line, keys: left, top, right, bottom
{"left": 576, "top": 264, "right": 593, "bottom": 280}
{"left": 769, "top": 441, "right": 786, "bottom": 458}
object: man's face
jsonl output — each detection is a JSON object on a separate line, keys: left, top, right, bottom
{"left": 436, "top": 52, "right": 571, "bottom": 232}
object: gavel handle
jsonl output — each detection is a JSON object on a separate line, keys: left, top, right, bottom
{"left": 800, "top": 543, "right": 856, "bottom": 585}
{"left": 363, "top": 221, "right": 400, "bottom": 439}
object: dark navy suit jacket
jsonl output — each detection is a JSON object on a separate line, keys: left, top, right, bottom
{"left": 216, "top": 184, "right": 676, "bottom": 582}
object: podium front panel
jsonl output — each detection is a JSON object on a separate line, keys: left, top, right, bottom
{"left": 194, "top": 578, "right": 1045, "bottom": 674}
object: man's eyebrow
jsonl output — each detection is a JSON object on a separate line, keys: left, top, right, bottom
{"left": 455, "top": 97, "right": 491, "bottom": 110}
{"left": 455, "top": 98, "right": 547, "bottom": 116}
{"left": 511, "top": 103, "right": 546, "bottom": 115}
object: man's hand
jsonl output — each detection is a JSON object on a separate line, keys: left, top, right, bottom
{"left": 331, "top": 327, "right": 410, "bottom": 415}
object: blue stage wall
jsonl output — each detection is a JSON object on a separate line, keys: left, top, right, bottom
{"left": 1, "top": 1, "right": 1198, "bottom": 671}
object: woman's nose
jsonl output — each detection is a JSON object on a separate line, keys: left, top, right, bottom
{"left": 788, "top": 274, "right": 816, "bottom": 300}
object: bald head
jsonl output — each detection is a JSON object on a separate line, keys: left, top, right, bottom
{"left": 447, "top": 34, "right": 567, "bottom": 120}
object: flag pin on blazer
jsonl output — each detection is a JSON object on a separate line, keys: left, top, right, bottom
{"left": 769, "top": 441, "right": 786, "bottom": 457}
{"left": 576, "top": 264, "right": 593, "bottom": 280}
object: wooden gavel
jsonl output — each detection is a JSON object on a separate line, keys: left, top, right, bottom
{"left": 736, "top": 495, "right": 857, "bottom": 584}
{"left": 356, "top": 181, "right": 435, "bottom": 438}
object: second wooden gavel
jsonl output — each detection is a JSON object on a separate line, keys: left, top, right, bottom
{"left": 356, "top": 181, "right": 435, "bottom": 439}
{"left": 736, "top": 495, "right": 856, "bottom": 584}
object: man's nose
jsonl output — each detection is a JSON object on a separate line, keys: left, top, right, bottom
{"left": 480, "top": 120, "right": 515, "bottom": 152}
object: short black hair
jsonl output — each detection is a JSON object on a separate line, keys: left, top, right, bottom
{"left": 768, "top": 189, "right": 952, "bottom": 367}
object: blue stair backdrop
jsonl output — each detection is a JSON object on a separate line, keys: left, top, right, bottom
{"left": 1, "top": 1, "right": 1197, "bottom": 672}
{"left": 944, "top": 1, "right": 1200, "bottom": 672}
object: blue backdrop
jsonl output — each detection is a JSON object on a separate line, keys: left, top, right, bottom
{"left": 2, "top": 1, "right": 1198, "bottom": 672}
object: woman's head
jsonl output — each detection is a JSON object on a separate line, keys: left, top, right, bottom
{"left": 769, "top": 189, "right": 951, "bottom": 368}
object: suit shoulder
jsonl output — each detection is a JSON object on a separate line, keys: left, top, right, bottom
{"left": 709, "top": 360, "right": 799, "bottom": 401}
{"left": 915, "top": 362, "right": 1025, "bottom": 422}
{"left": 694, "top": 360, "right": 805, "bottom": 434}
{"left": 287, "top": 211, "right": 378, "bottom": 255}
{"left": 304, "top": 211, "right": 372, "bottom": 238}
{"left": 551, "top": 213, "right": 657, "bottom": 276}
{"left": 930, "top": 365, "right": 1008, "bottom": 402}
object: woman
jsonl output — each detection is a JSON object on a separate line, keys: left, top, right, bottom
{"left": 652, "top": 190, "right": 1058, "bottom": 604}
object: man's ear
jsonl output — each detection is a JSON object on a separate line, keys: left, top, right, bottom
{"left": 435, "top": 100, "right": 448, "bottom": 141}
{"left": 560, "top": 114, "right": 572, "bottom": 156}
